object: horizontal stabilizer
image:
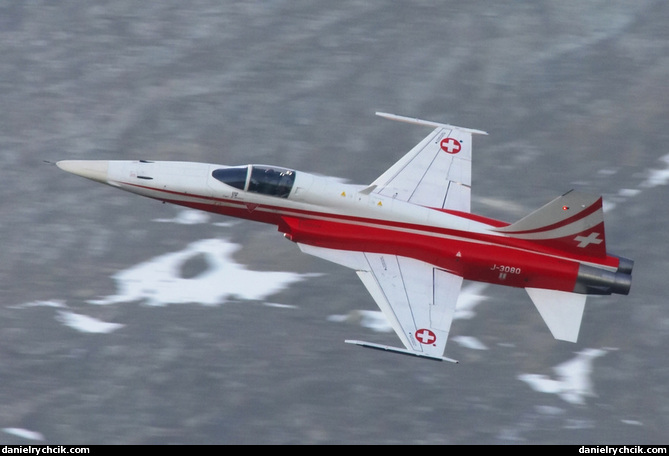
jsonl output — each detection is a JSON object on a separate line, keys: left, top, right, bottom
{"left": 345, "top": 340, "right": 458, "bottom": 363}
{"left": 526, "top": 288, "right": 587, "bottom": 343}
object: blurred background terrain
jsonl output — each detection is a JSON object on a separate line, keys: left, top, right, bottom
{"left": 0, "top": 0, "right": 668, "bottom": 444}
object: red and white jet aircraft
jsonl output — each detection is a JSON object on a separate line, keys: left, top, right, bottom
{"left": 57, "top": 113, "right": 633, "bottom": 363}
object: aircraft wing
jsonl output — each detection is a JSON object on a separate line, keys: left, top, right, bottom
{"left": 298, "top": 243, "right": 463, "bottom": 362}
{"left": 370, "top": 113, "right": 488, "bottom": 213}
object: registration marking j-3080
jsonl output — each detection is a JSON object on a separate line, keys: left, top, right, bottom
{"left": 490, "top": 264, "right": 521, "bottom": 274}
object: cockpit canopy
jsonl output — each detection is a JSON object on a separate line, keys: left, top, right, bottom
{"left": 212, "top": 166, "right": 247, "bottom": 190}
{"left": 212, "top": 165, "right": 296, "bottom": 198}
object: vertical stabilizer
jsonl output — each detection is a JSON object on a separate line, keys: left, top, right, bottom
{"left": 494, "top": 190, "right": 607, "bottom": 258}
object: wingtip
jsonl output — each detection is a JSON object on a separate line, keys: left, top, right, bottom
{"left": 345, "top": 340, "right": 458, "bottom": 363}
{"left": 375, "top": 112, "right": 488, "bottom": 135}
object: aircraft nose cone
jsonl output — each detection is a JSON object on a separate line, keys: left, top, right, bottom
{"left": 57, "top": 160, "right": 109, "bottom": 183}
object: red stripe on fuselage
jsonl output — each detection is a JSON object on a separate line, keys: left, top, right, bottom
{"left": 431, "top": 208, "right": 509, "bottom": 228}
{"left": 119, "top": 181, "right": 619, "bottom": 289}
{"left": 280, "top": 214, "right": 582, "bottom": 291}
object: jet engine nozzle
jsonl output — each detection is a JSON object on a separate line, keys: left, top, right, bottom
{"left": 574, "top": 263, "right": 632, "bottom": 296}
{"left": 612, "top": 255, "right": 634, "bottom": 275}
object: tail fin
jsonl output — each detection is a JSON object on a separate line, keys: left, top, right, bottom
{"left": 494, "top": 190, "right": 607, "bottom": 258}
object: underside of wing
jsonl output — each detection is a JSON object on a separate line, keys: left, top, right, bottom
{"left": 370, "top": 113, "right": 487, "bottom": 213}
{"left": 356, "top": 254, "right": 463, "bottom": 360}
{"left": 298, "top": 243, "right": 463, "bottom": 361}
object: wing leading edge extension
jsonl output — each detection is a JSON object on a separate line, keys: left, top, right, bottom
{"left": 297, "top": 243, "right": 462, "bottom": 363}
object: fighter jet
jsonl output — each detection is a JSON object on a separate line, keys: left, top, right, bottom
{"left": 56, "top": 113, "right": 633, "bottom": 363}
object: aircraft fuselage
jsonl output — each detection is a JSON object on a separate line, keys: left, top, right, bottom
{"left": 57, "top": 159, "right": 631, "bottom": 297}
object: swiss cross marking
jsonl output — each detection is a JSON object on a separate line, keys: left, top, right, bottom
{"left": 440, "top": 138, "right": 461, "bottom": 154}
{"left": 574, "top": 232, "right": 603, "bottom": 248}
{"left": 415, "top": 328, "right": 437, "bottom": 345}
